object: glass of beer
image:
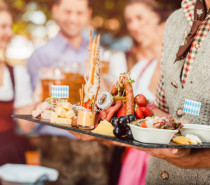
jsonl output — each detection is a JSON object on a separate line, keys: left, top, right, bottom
{"left": 59, "top": 62, "right": 85, "bottom": 104}
{"left": 39, "top": 67, "right": 64, "bottom": 101}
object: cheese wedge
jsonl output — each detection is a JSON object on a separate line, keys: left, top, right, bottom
{"left": 91, "top": 120, "right": 115, "bottom": 137}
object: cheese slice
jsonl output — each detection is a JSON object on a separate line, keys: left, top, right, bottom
{"left": 173, "top": 136, "right": 191, "bottom": 145}
{"left": 91, "top": 120, "right": 115, "bottom": 137}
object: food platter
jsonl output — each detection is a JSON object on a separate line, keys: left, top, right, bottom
{"left": 17, "top": 30, "right": 210, "bottom": 150}
{"left": 13, "top": 114, "right": 210, "bottom": 149}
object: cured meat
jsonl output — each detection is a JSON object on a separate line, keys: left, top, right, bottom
{"left": 32, "top": 102, "right": 53, "bottom": 118}
{"left": 124, "top": 78, "right": 134, "bottom": 115}
{"left": 106, "top": 100, "right": 122, "bottom": 122}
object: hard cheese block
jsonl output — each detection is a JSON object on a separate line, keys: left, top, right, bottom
{"left": 91, "top": 120, "right": 115, "bottom": 137}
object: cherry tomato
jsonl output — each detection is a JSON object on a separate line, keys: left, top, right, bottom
{"left": 135, "top": 107, "right": 144, "bottom": 119}
{"left": 84, "top": 102, "right": 92, "bottom": 110}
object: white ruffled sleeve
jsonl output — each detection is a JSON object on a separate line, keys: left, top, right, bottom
{"left": 13, "top": 65, "right": 33, "bottom": 108}
{"left": 109, "top": 51, "right": 128, "bottom": 80}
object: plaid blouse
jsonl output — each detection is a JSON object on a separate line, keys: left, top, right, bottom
{"left": 155, "top": 0, "right": 210, "bottom": 112}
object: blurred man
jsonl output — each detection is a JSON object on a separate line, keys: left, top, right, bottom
{"left": 27, "top": 1, "right": 110, "bottom": 185}
{"left": 27, "top": 0, "right": 91, "bottom": 89}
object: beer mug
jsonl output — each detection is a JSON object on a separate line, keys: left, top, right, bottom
{"left": 39, "top": 67, "right": 64, "bottom": 101}
{"left": 58, "top": 62, "right": 85, "bottom": 104}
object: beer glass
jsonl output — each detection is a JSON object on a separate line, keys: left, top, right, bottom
{"left": 58, "top": 62, "right": 85, "bottom": 104}
{"left": 39, "top": 67, "right": 64, "bottom": 101}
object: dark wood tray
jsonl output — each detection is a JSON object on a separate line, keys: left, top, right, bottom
{"left": 13, "top": 114, "right": 210, "bottom": 149}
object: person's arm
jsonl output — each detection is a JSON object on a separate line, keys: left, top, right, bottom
{"left": 134, "top": 148, "right": 210, "bottom": 169}
{"left": 14, "top": 66, "right": 36, "bottom": 133}
{"left": 94, "top": 140, "right": 210, "bottom": 169}
{"left": 160, "top": 148, "right": 210, "bottom": 169}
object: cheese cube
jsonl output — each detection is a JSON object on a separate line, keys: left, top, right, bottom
{"left": 65, "top": 110, "right": 75, "bottom": 119}
{"left": 55, "top": 118, "right": 72, "bottom": 125}
{"left": 50, "top": 112, "right": 58, "bottom": 123}
{"left": 57, "top": 102, "right": 73, "bottom": 111}
{"left": 55, "top": 107, "right": 66, "bottom": 118}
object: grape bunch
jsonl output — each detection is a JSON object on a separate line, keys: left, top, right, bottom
{"left": 111, "top": 115, "right": 136, "bottom": 139}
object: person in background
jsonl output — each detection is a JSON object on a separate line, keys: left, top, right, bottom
{"left": 27, "top": 0, "right": 110, "bottom": 185}
{"left": 27, "top": 0, "right": 91, "bottom": 90}
{"left": 0, "top": 5, "right": 33, "bottom": 165}
{"left": 107, "top": 0, "right": 172, "bottom": 184}
{"left": 110, "top": 0, "right": 171, "bottom": 99}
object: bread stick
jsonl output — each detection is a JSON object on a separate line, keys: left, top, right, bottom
{"left": 90, "top": 36, "right": 97, "bottom": 84}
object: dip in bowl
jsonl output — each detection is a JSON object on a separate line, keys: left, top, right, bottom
{"left": 181, "top": 124, "right": 210, "bottom": 142}
{"left": 128, "top": 124, "right": 178, "bottom": 144}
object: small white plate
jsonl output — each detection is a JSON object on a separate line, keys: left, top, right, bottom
{"left": 181, "top": 124, "right": 210, "bottom": 142}
{"left": 128, "top": 124, "right": 178, "bottom": 144}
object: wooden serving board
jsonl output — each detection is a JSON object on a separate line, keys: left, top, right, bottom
{"left": 13, "top": 114, "right": 210, "bottom": 149}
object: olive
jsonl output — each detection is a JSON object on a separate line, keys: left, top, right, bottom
{"left": 126, "top": 129, "right": 133, "bottom": 139}
{"left": 111, "top": 117, "right": 118, "bottom": 127}
{"left": 128, "top": 115, "right": 137, "bottom": 122}
{"left": 113, "top": 126, "right": 123, "bottom": 138}
{"left": 121, "top": 125, "right": 130, "bottom": 132}
{"left": 118, "top": 116, "right": 128, "bottom": 129}
{"left": 124, "top": 115, "right": 130, "bottom": 124}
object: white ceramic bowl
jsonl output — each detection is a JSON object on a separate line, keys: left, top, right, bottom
{"left": 181, "top": 124, "right": 210, "bottom": 142}
{"left": 128, "top": 124, "right": 178, "bottom": 144}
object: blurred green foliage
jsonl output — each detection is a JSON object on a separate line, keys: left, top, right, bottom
{"left": 4, "top": 0, "right": 182, "bottom": 38}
